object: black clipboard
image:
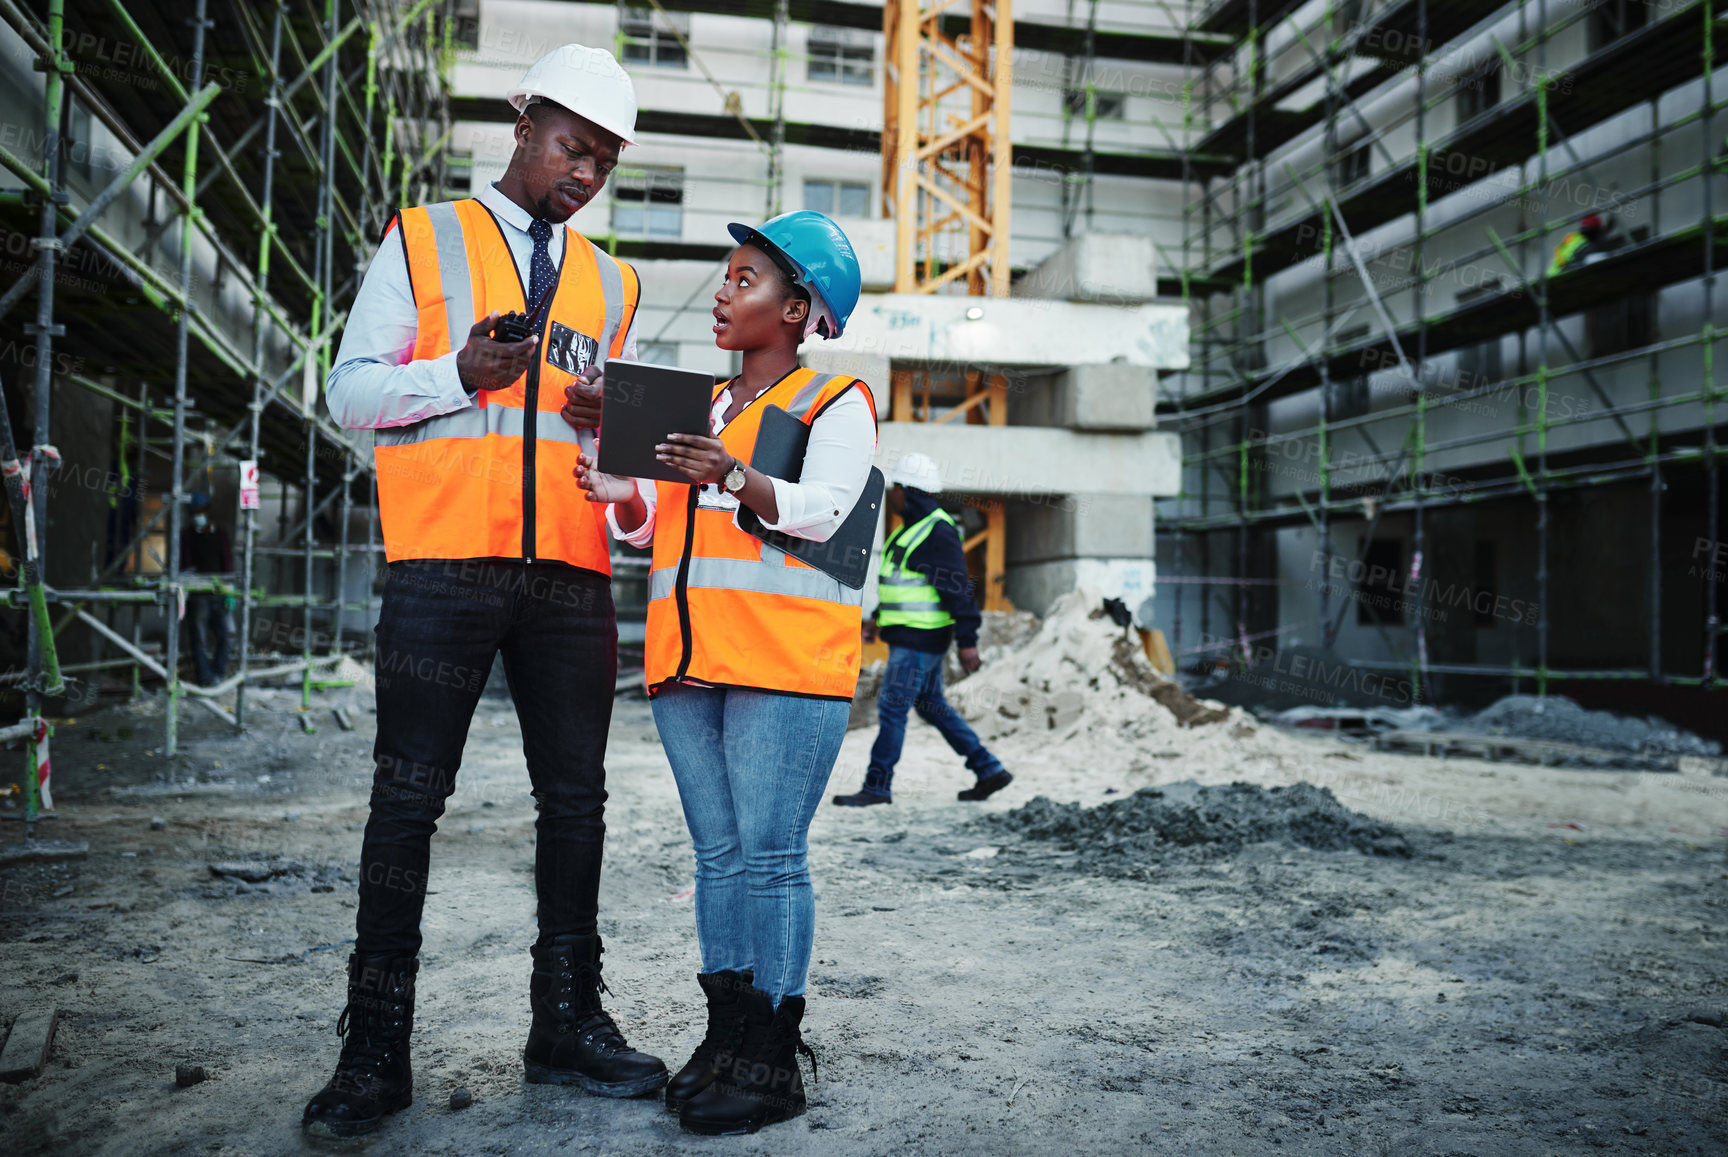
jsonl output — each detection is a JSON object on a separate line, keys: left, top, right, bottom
{"left": 595, "top": 360, "right": 716, "bottom": 482}
{"left": 736, "top": 405, "right": 884, "bottom": 590}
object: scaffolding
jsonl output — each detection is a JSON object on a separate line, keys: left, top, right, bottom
{"left": 0, "top": 0, "right": 450, "bottom": 847}
{"left": 1167, "top": 0, "right": 1724, "bottom": 706}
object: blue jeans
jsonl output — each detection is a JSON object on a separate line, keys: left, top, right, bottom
{"left": 863, "top": 645, "right": 1004, "bottom": 797}
{"left": 651, "top": 683, "right": 848, "bottom": 1005}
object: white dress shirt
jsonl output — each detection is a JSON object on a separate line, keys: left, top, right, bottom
{"left": 325, "top": 181, "right": 638, "bottom": 430}
{"left": 607, "top": 379, "right": 876, "bottom": 547}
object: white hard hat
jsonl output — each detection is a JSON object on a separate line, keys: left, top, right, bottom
{"left": 507, "top": 44, "right": 638, "bottom": 147}
{"left": 888, "top": 452, "right": 943, "bottom": 494}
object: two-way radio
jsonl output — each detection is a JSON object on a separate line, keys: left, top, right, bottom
{"left": 491, "top": 276, "right": 558, "bottom": 344}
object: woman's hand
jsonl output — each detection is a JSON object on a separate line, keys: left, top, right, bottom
{"left": 658, "top": 432, "right": 732, "bottom": 484}
{"left": 573, "top": 452, "right": 636, "bottom": 504}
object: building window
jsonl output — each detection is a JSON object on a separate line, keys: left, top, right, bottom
{"left": 1472, "top": 541, "right": 1498, "bottom": 628}
{"left": 620, "top": 7, "right": 688, "bottom": 70}
{"left": 808, "top": 26, "right": 873, "bottom": 86}
{"left": 1333, "top": 140, "right": 1371, "bottom": 187}
{"left": 451, "top": 0, "right": 478, "bottom": 49}
{"left": 1453, "top": 287, "right": 1503, "bottom": 390}
{"left": 1327, "top": 325, "right": 1372, "bottom": 419}
{"left": 612, "top": 165, "right": 684, "bottom": 238}
{"left": 1588, "top": 0, "right": 1648, "bottom": 52}
{"left": 1063, "top": 89, "right": 1126, "bottom": 121}
{"left": 1356, "top": 538, "right": 1405, "bottom": 626}
{"left": 1456, "top": 63, "right": 1500, "bottom": 121}
{"left": 804, "top": 178, "right": 869, "bottom": 218}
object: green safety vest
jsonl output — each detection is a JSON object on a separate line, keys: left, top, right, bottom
{"left": 1547, "top": 232, "right": 1587, "bottom": 278}
{"left": 876, "top": 507, "right": 958, "bottom": 631}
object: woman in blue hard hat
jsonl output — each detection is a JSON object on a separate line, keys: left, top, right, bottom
{"left": 575, "top": 210, "right": 872, "bottom": 1134}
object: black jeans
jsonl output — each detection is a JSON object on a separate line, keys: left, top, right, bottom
{"left": 356, "top": 559, "right": 617, "bottom": 958}
{"left": 186, "top": 593, "right": 230, "bottom": 686}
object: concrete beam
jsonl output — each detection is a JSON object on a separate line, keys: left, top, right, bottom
{"left": 1008, "top": 495, "right": 1154, "bottom": 561}
{"left": 1013, "top": 233, "right": 1160, "bottom": 304}
{"left": 831, "top": 294, "right": 1189, "bottom": 370}
{"left": 876, "top": 423, "right": 1180, "bottom": 497}
{"left": 1010, "top": 363, "right": 1159, "bottom": 431}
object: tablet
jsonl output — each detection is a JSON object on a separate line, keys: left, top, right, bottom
{"left": 595, "top": 360, "right": 717, "bottom": 482}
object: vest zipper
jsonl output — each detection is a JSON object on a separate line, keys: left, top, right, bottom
{"left": 673, "top": 485, "right": 700, "bottom": 679}
{"left": 522, "top": 348, "right": 542, "bottom": 563}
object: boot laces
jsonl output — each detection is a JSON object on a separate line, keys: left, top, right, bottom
{"left": 689, "top": 996, "right": 745, "bottom": 1069}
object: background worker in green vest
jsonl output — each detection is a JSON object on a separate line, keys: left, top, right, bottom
{"left": 833, "top": 453, "right": 1012, "bottom": 807}
{"left": 1547, "top": 212, "right": 1621, "bottom": 277}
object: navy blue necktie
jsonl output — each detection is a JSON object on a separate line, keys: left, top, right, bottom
{"left": 527, "top": 219, "right": 555, "bottom": 313}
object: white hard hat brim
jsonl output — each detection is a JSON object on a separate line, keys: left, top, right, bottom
{"left": 507, "top": 88, "right": 638, "bottom": 147}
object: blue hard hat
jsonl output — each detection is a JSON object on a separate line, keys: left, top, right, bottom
{"left": 727, "top": 211, "right": 862, "bottom": 339}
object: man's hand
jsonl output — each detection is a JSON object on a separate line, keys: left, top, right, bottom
{"left": 562, "top": 365, "right": 603, "bottom": 430}
{"left": 862, "top": 618, "right": 878, "bottom": 644}
{"left": 958, "top": 646, "right": 982, "bottom": 674}
{"left": 457, "top": 311, "right": 537, "bottom": 394}
{"left": 572, "top": 452, "right": 636, "bottom": 504}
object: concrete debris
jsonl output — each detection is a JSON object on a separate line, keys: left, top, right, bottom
{"left": 1461, "top": 695, "right": 1720, "bottom": 759}
{"left": 0, "top": 1008, "right": 59, "bottom": 1083}
{"left": 205, "top": 858, "right": 348, "bottom": 896}
{"left": 988, "top": 780, "right": 1413, "bottom": 878}
{"left": 1266, "top": 705, "right": 1446, "bottom": 735}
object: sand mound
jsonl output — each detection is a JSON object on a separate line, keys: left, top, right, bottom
{"left": 989, "top": 780, "right": 1413, "bottom": 877}
{"left": 948, "top": 590, "right": 1234, "bottom": 737}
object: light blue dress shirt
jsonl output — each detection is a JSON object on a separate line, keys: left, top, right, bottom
{"left": 325, "top": 181, "right": 638, "bottom": 431}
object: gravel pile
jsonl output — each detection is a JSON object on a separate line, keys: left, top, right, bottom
{"left": 1464, "top": 695, "right": 1720, "bottom": 758}
{"left": 988, "top": 780, "right": 1412, "bottom": 877}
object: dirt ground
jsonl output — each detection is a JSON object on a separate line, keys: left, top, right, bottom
{"left": 1, "top": 660, "right": 1726, "bottom": 1156}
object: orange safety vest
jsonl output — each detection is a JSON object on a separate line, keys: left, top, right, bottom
{"left": 645, "top": 368, "right": 877, "bottom": 700}
{"left": 370, "top": 198, "right": 639, "bottom": 569}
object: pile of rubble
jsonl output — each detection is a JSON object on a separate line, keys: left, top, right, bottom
{"left": 1462, "top": 695, "right": 1721, "bottom": 759}
{"left": 988, "top": 780, "right": 1413, "bottom": 878}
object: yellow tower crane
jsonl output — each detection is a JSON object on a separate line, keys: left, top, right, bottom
{"left": 879, "top": 0, "right": 1016, "bottom": 610}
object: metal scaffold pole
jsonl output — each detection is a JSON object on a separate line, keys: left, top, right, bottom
{"left": 237, "top": 1, "right": 288, "bottom": 730}
{"left": 164, "top": 0, "right": 211, "bottom": 758}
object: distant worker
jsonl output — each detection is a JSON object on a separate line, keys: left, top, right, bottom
{"left": 832, "top": 453, "right": 1012, "bottom": 807}
{"left": 305, "top": 44, "right": 665, "bottom": 1138}
{"left": 1547, "top": 212, "right": 1622, "bottom": 277}
{"left": 178, "top": 492, "right": 232, "bottom": 687}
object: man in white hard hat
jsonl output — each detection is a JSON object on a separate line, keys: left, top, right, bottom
{"left": 833, "top": 452, "right": 1013, "bottom": 807}
{"left": 307, "top": 44, "right": 665, "bottom": 1138}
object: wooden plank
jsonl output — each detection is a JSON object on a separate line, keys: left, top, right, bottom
{"left": 0, "top": 1008, "right": 59, "bottom": 1082}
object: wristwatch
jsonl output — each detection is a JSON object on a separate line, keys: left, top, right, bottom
{"left": 723, "top": 458, "right": 747, "bottom": 494}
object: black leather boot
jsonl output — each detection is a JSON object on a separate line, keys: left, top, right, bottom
{"left": 301, "top": 953, "right": 417, "bottom": 1137}
{"left": 664, "top": 969, "right": 753, "bottom": 1114}
{"left": 679, "top": 987, "right": 816, "bottom": 1135}
{"left": 523, "top": 933, "right": 668, "bottom": 1097}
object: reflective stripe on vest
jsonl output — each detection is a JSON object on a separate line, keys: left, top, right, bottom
{"left": 876, "top": 508, "right": 957, "bottom": 630}
{"left": 372, "top": 198, "right": 639, "bottom": 567}
{"left": 643, "top": 367, "right": 878, "bottom": 700}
